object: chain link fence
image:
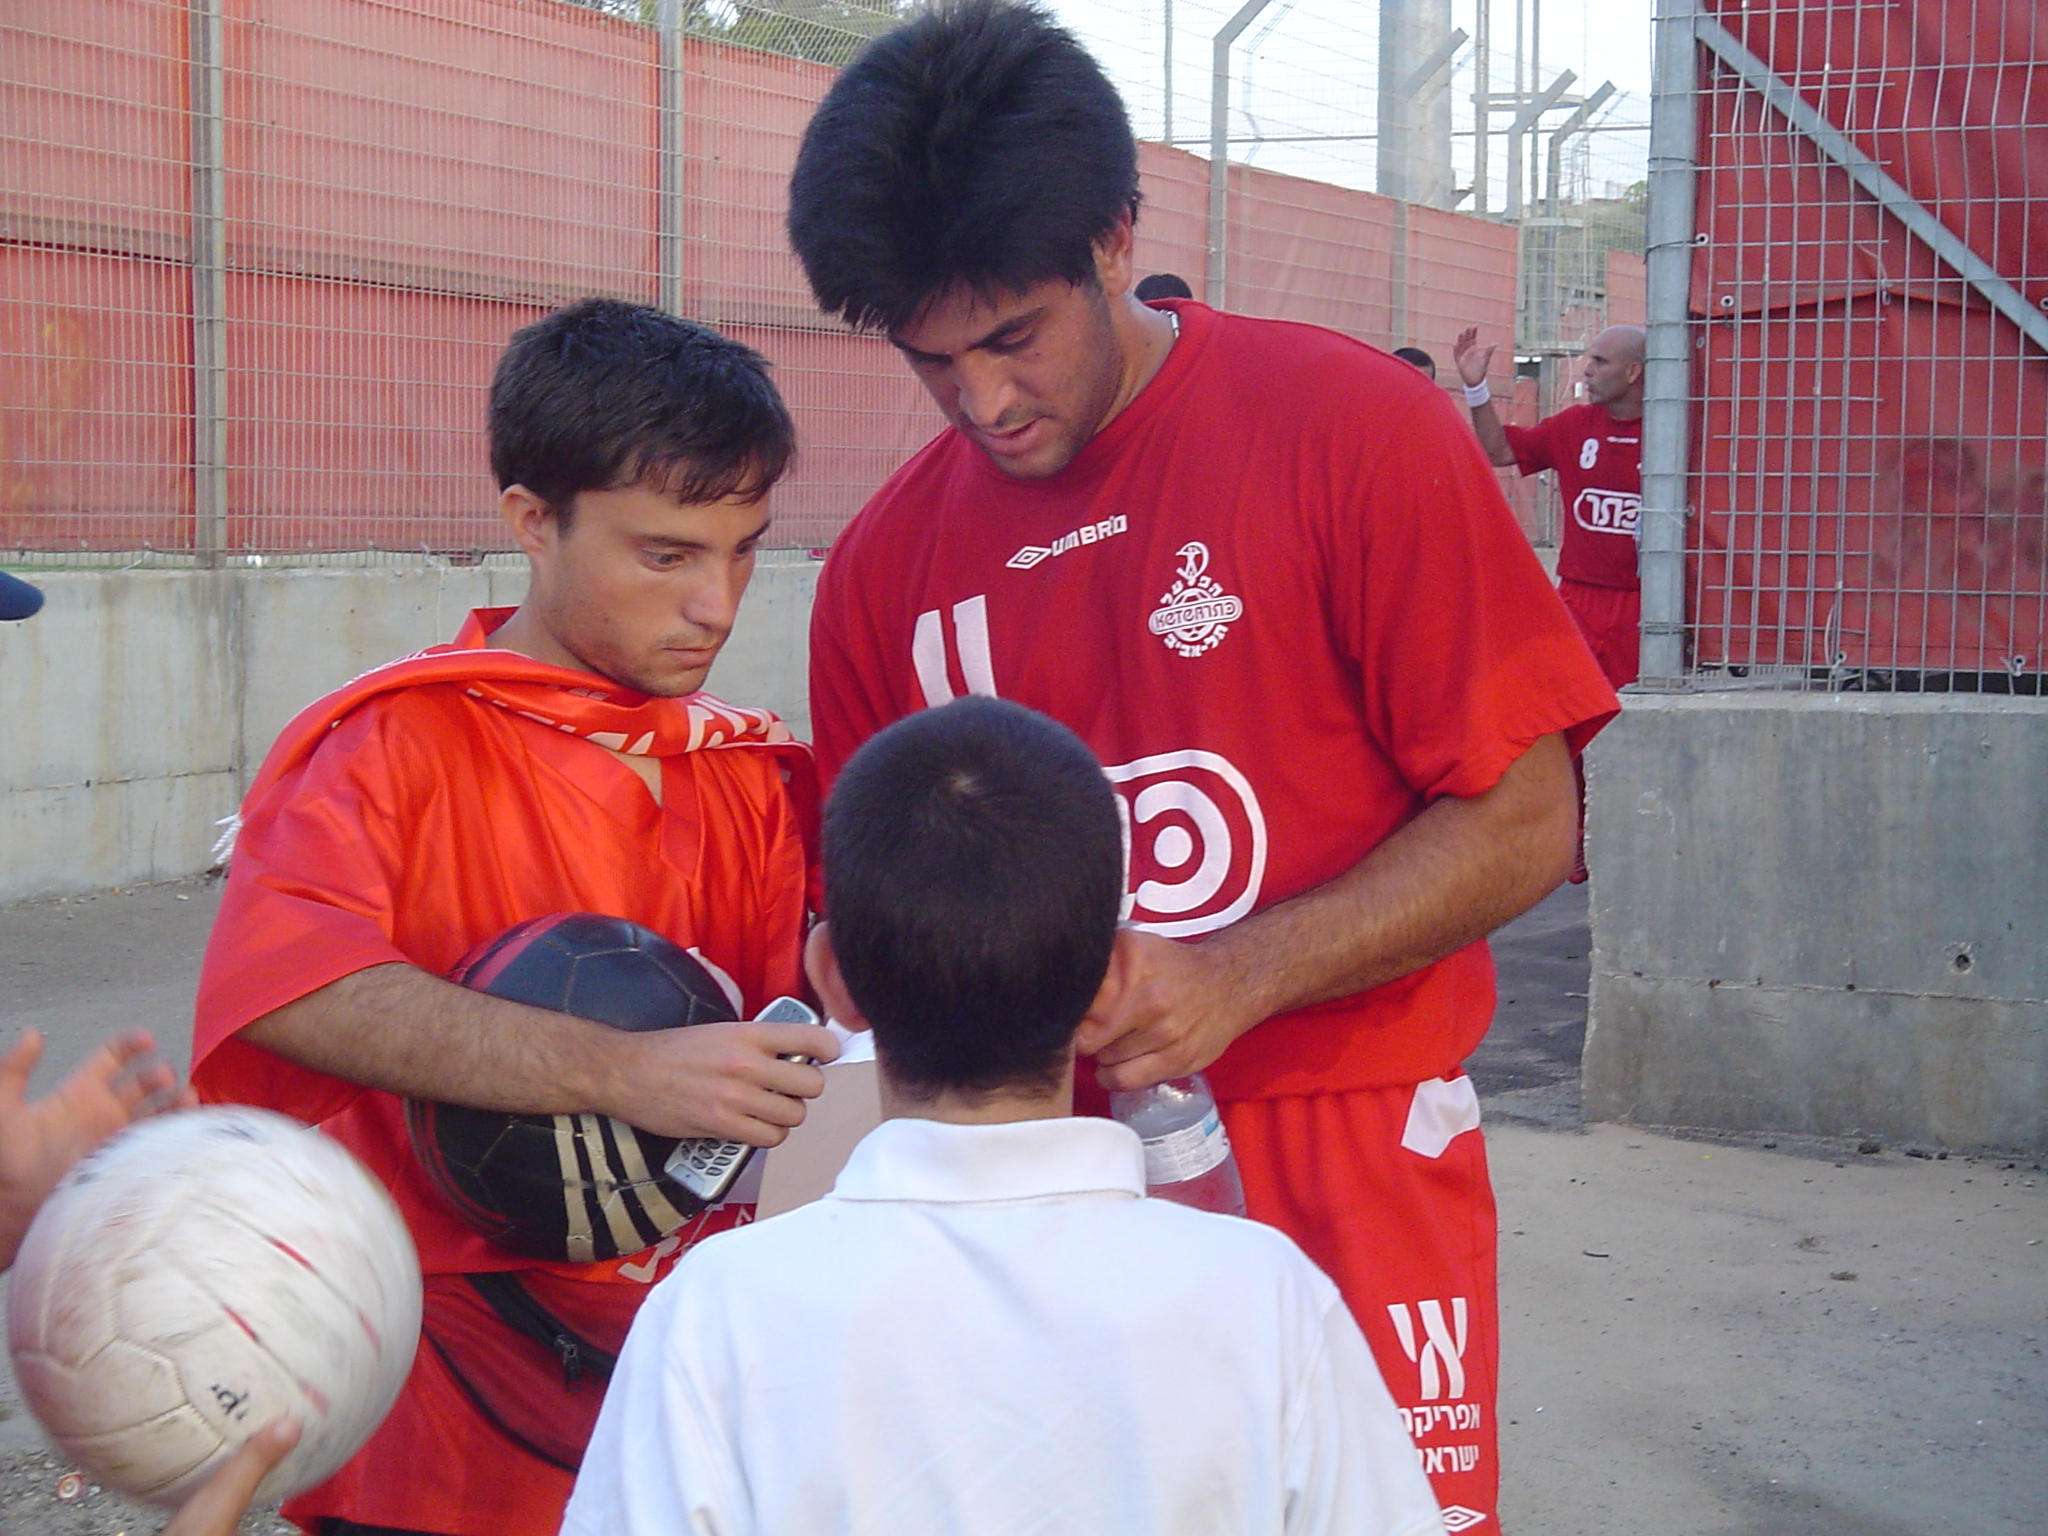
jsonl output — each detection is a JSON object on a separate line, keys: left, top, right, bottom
{"left": 4, "top": 0, "right": 1648, "bottom": 563}
{"left": 1662, "top": 0, "right": 2047, "bottom": 690}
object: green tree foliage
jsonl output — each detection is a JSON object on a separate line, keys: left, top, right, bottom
{"left": 715, "top": 0, "right": 906, "bottom": 66}
{"left": 572, "top": 0, "right": 908, "bottom": 68}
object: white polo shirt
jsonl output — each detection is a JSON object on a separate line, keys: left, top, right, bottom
{"left": 562, "top": 1115, "right": 1445, "bottom": 1536}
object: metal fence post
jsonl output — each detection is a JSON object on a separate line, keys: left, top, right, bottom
{"left": 1638, "top": 0, "right": 1699, "bottom": 687}
{"left": 190, "top": 0, "right": 227, "bottom": 565}
{"left": 1163, "top": 0, "right": 1173, "bottom": 149}
{"left": 1473, "top": 0, "right": 1489, "bottom": 214}
{"left": 1206, "top": 0, "right": 1270, "bottom": 310}
{"left": 657, "top": 0, "right": 684, "bottom": 317}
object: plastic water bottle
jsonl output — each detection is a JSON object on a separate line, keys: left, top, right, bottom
{"left": 1108, "top": 1073, "right": 1247, "bottom": 1216}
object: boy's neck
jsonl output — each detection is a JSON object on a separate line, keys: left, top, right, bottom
{"left": 878, "top": 1062, "right": 1075, "bottom": 1127}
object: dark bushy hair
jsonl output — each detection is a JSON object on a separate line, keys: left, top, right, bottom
{"left": 1133, "top": 272, "right": 1193, "bottom": 302}
{"left": 823, "top": 697, "right": 1123, "bottom": 1098}
{"left": 787, "top": 0, "right": 1140, "bottom": 332}
{"left": 488, "top": 298, "right": 795, "bottom": 520}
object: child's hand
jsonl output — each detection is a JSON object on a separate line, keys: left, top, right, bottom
{"left": 0, "top": 1028, "right": 191, "bottom": 1269}
{"left": 160, "top": 1417, "right": 302, "bottom": 1536}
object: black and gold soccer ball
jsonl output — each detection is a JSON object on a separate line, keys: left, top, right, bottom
{"left": 405, "top": 913, "right": 737, "bottom": 1263}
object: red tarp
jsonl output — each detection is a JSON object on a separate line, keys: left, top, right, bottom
{"left": 1689, "top": 0, "right": 2048, "bottom": 675}
{"left": 2, "top": 0, "right": 1522, "bottom": 555}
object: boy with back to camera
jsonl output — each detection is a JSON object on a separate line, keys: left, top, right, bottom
{"left": 563, "top": 696, "right": 1448, "bottom": 1536}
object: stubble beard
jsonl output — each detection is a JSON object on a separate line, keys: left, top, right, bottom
{"left": 978, "top": 288, "right": 1128, "bottom": 482}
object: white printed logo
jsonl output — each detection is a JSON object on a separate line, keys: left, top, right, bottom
{"left": 1103, "top": 751, "right": 1268, "bottom": 939}
{"left": 1439, "top": 1505, "right": 1490, "bottom": 1531}
{"left": 615, "top": 1232, "right": 683, "bottom": 1284}
{"left": 1147, "top": 541, "right": 1243, "bottom": 657}
{"left": 1387, "top": 1297, "right": 1469, "bottom": 1401}
{"left": 1579, "top": 436, "right": 1600, "bottom": 470}
{"left": 1007, "top": 514, "right": 1129, "bottom": 570}
{"left": 908, "top": 599, "right": 1268, "bottom": 939}
{"left": 911, "top": 596, "right": 999, "bottom": 707}
{"left": 1572, "top": 487, "right": 1639, "bottom": 535}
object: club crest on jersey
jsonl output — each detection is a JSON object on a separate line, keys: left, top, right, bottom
{"left": 1148, "top": 541, "right": 1243, "bottom": 657}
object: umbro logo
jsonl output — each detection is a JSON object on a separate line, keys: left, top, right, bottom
{"left": 1006, "top": 514, "right": 1128, "bottom": 569}
{"left": 1440, "top": 1505, "right": 1489, "bottom": 1531}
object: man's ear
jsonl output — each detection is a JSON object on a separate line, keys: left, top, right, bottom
{"left": 498, "top": 485, "right": 557, "bottom": 560}
{"left": 1093, "top": 213, "right": 1137, "bottom": 300}
{"left": 804, "top": 923, "right": 869, "bottom": 1033}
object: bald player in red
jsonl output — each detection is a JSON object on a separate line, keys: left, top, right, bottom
{"left": 191, "top": 299, "right": 835, "bottom": 1536}
{"left": 1454, "top": 322, "right": 1646, "bottom": 692}
{"left": 1456, "top": 322, "right": 1645, "bottom": 882}
{"left": 785, "top": 4, "right": 1618, "bottom": 1528}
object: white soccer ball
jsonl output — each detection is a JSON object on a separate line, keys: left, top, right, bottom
{"left": 6, "top": 1106, "right": 422, "bottom": 1507}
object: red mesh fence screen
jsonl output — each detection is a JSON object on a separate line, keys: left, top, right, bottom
{"left": 4, "top": 0, "right": 1526, "bottom": 559}
{"left": 1685, "top": 0, "right": 2047, "bottom": 681}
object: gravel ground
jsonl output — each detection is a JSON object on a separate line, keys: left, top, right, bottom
{"left": 0, "top": 877, "right": 293, "bottom": 1536}
{"left": 2, "top": 876, "right": 2042, "bottom": 1535}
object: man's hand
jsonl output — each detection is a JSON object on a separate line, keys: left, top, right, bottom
{"left": 1451, "top": 325, "right": 1517, "bottom": 466}
{"left": 247, "top": 965, "right": 837, "bottom": 1146}
{"left": 598, "top": 1021, "right": 839, "bottom": 1146}
{"left": 0, "top": 1029, "right": 187, "bottom": 1271}
{"left": 1074, "top": 932, "right": 1265, "bottom": 1093}
{"left": 160, "top": 1417, "right": 301, "bottom": 1536}
{"left": 1076, "top": 735, "right": 1576, "bottom": 1095}
{"left": 1452, "top": 325, "right": 1496, "bottom": 388}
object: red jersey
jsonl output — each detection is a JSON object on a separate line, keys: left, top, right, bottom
{"left": 193, "top": 610, "right": 811, "bottom": 1536}
{"left": 1505, "top": 401, "right": 1643, "bottom": 589}
{"left": 810, "top": 302, "right": 1617, "bottom": 1101}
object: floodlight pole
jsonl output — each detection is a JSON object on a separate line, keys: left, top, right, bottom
{"left": 1504, "top": 69, "right": 1574, "bottom": 220}
{"left": 1206, "top": 0, "right": 1272, "bottom": 309}
{"left": 1545, "top": 80, "right": 1615, "bottom": 215}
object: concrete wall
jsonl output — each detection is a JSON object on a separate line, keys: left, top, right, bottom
{"left": 0, "top": 558, "right": 820, "bottom": 903}
{"left": 1583, "top": 692, "right": 2048, "bottom": 1153}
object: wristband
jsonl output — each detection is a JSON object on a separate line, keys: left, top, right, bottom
{"left": 1462, "top": 379, "right": 1492, "bottom": 408}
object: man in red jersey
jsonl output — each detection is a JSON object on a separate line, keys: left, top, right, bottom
{"left": 786, "top": 3, "right": 1617, "bottom": 1526}
{"left": 191, "top": 299, "right": 835, "bottom": 1536}
{"left": 1454, "top": 322, "right": 1644, "bottom": 881}
{"left": 1453, "top": 323, "right": 1646, "bottom": 690}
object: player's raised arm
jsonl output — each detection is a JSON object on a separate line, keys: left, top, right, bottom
{"left": 1452, "top": 325, "right": 1517, "bottom": 467}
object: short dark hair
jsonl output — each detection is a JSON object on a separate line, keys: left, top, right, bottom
{"left": 787, "top": 0, "right": 1140, "bottom": 332}
{"left": 823, "top": 697, "right": 1123, "bottom": 1099}
{"left": 1392, "top": 346, "right": 1437, "bottom": 378}
{"left": 488, "top": 298, "right": 795, "bottom": 522}
{"left": 1134, "top": 273, "right": 1193, "bottom": 302}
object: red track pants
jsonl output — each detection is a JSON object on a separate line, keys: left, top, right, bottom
{"left": 1223, "top": 1078, "right": 1499, "bottom": 1532}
